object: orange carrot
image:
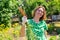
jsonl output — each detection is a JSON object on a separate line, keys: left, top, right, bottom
{"left": 18, "top": 7, "right": 26, "bottom": 16}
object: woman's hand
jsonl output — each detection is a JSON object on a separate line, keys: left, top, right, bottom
{"left": 22, "top": 16, "right": 27, "bottom": 25}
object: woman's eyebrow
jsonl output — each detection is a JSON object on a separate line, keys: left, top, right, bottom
{"left": 39, "top": 8, "right": 43, "bottom": 11}
{"left": 38, "top": 10, "right": 43, "bottom": 12}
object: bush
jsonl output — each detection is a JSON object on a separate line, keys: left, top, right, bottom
{"left": 49, "top": 36, "right": 56, "bottom": 40}
{"left": 0, "top": 23, "right": 21, "bottom": 40}
{"left": 0, "top": 0, "right": 19, "bottom": 28}
{"left": 47, "top": 23, "right": 55, "bottom": 34}
{"left": 56, "top": 28, "right": 60, "bottom": 34}
{"left": 19, "top": 0, "right": 60, "bottom": 18}
{"left": 58, "top": 34, "right": 60, "bottom": 40}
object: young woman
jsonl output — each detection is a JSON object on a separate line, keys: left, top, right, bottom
{"left": 20, "top": 6, "right": 48, "bottom": 40}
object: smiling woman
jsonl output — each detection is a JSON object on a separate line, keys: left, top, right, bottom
{"left": 20, "top": 5, "right": 48, "bottom": 40}
{"left": 32, "top": 6, "right": 46, "bottom": 21}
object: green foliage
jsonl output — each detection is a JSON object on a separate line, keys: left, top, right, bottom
{"left": 0, "top": 23, "right": 21, "bottom": 40}
{"left": 47, "top": 0, "right": 60, "bottom": 16}
{"left": 0, "top": 0, "right": 19, "bottom": 28}
{"left": 56, "top": 28, "right": 60, "bottom": 34}
{"left": 0, "top": 24, "right": 5, "bottom": 30}
{"left": 47, "top": 23, "right": 55, "bottom": 34}
{"left": 58, "top": 34, "right": 60, "bottom": 40}
{"left": 0, "top": 29, "right": 14, "bottom": 40}
{"left": 0, "top": 0, "right": 60, "bottom": 29}
{"left": 49, "top": 36, "right": 56, "bottom": 40}
{"left": 19, "top": 0, "right": 47, "bottom": 19}
{"left": 26, "top": 23, "right": 36, "bottom": 40}
{"left": 19, "top": 0, "right": 60, "bottom": 18}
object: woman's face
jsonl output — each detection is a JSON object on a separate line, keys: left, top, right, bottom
{"left": 35, "top": 8, "right": 44, "bottom": 18}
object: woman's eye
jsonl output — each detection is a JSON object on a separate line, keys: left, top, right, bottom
{"left": 37, "top": 10, "right": 43, "bottom": 13}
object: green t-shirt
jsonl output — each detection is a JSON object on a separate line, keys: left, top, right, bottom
{"left": 26, "top": 19, "right": 48, "bottom": 40}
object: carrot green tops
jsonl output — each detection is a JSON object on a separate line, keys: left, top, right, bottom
{"left": 26, "top": 19, "right": 48, "bottom": 40}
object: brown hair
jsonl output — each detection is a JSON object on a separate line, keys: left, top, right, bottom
{"left": 32, "top": 6, "right": 46, "bottom": 20}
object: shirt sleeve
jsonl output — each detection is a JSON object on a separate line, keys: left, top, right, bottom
{"left": 43, "top": 20, "right": 48, "bottom": 30}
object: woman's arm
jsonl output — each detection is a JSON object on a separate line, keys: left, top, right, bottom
{"left": 20, "top": 24, "right": 26, "bottom": 40}
{"left": 20, "top": 16, "right": 27, "bottom": 40}
{"left": 19, "top": 7, "right": 26, "bottom": 37}
{"left": 20, "top": 25, "right": 26, "bottom": 37}
{"left": 18, "top": 6, "right": 27, "bottom": 40}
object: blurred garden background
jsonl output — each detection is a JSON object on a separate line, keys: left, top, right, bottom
{"left": 0, "top": 0, "right": 60, "bottom": 40}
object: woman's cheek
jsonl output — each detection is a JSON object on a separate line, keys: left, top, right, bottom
{"left": 40, "top": 13, "right": 43, "bottom": 17}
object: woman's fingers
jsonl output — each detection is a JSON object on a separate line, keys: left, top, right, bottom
{"left": 22, "top": 16, "right": 27, "bottom": 24}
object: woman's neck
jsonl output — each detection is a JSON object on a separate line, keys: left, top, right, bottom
{"left": 33, "top": 16, "right": 40, "bottom": 23}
